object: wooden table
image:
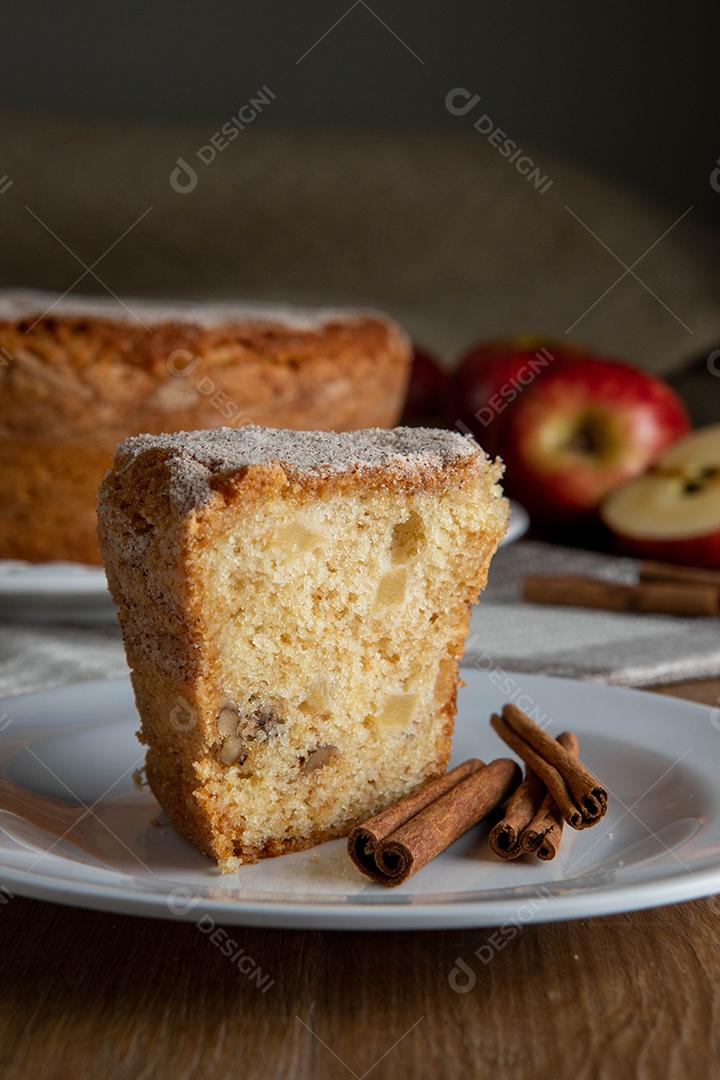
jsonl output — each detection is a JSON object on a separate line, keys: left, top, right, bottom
{"left": 1, "top": 679, "right": 717, "bottom": 1080}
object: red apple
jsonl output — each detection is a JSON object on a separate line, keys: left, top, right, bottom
{"left": 602, "top": 424, "right": 720, "bottom": 568}
{"left": 401, "top": 345, "right": 449, "bottom": 426}
{"left": 449, "top": 339, "right": 578, "bottom": 455}
{"left": 500, "top": 358, "right": 690, "bottom": 522}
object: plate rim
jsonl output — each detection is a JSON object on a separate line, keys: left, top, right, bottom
{"left": 0, "top": 559, "right": 108, "bottom": 599}
{"left": 1, "top": 863, "right": 720, "bottom": 930}
{"left": 499, "top": 500, "right": 528, "bottom": 547}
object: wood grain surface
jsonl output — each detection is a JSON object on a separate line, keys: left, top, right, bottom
{"left": 0, "top": 679, "right": 718, "bottom": 1080}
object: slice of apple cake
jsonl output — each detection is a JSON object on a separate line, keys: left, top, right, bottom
{"left": 98, "top": 425, "right": 508, "bottom": 869}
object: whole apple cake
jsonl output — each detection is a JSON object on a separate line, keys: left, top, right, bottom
{"left": 98, "top": 425, "right": 508, "bottom": 869}
{"left": 0, "top": 291, "right": 410, "bottom": 564}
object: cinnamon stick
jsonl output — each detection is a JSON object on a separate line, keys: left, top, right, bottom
{"left": 491, "top": 704, "right": 607, "bottom": 830}
{"left": 488, "top": 767, "right": 545, "bottom": 859}
{"left": 347, "top": 758, "right": 484, "bottom": 880}
{"left": 375, "top": 759, "right": 521, "bottom": 885}
{"left": 522, "top": 573, "right": 718, "bottom": 617}
{"left": 520, "top": 732, "right": 579, "bottom": 860}
{"left": 348, "top": 758, "right": 521, "bottom": 886}
{"left": 638, "top": 560, "right": 720, "bottom": 592}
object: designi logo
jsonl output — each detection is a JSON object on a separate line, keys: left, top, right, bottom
{"left": 169, "top": 87, "right": 276, "bottom": 195}
{"left": 170, "top": 157, "right": 199, "bottom": 195}
{"left": 710, "top": 157, "right": 720, "bottom": 194}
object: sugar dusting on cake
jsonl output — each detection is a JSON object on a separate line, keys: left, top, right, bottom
{"left": 0, "top": 289, "right": 384, "bottom": 332}
{"left": 113, "top": 426, "right": 481, "bottom": 512}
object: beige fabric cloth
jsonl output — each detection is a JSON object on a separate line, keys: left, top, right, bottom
{"left": 468, "top": 541, "right": 720, "bottom": 687}
{"left": 0, "top": 622, "right": 126, "bottom": 699}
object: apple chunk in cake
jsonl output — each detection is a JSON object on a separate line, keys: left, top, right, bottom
{"left": 98, "top": 425, "right": 508, "bottom": 869}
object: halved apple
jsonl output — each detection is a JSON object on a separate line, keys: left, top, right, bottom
{"left": 601, "top": 424, "right": 720, "bottom": 568}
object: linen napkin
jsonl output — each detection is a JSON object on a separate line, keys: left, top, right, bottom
{"left": 466, "top": 540, "right": 720, "bottom": 687}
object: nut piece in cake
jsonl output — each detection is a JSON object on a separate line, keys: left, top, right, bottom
{"left": 98, "top": 424, "right": 508, "bottom": 869}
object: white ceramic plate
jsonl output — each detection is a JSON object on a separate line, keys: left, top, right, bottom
{"left": 0, "top": 502, "right": 528, "bottom": 623}
{"left": 502, "top": 499, "right": 529, "bottom": 547}
{"left": 0, "top": 559, "right": 107, "bottom": 597}
{"left": 0, "top": 669, "right": 717, "bottom": 929}
{"left": 0, "top": 560, "right": 113, "bottom": 624}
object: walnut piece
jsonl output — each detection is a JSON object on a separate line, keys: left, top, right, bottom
{"left": 219, "top": 735, "right": 247, "bottom": 766}
{"left": 215, "top": 701, "right": 284, "bottom": 767}
{"left": 217, "top": 707, "right": 240, "bottom": 737}
{"left": 300, "top": 745, "right": 338, "bottom": 775}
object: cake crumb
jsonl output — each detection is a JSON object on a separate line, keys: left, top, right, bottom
{"left": 132, "top": 767, "right": 148, "bottom": 789}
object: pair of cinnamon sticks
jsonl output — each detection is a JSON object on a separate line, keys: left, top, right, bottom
{"left": 524, "top": 559, "right": 720, "bottom": 618}
{"left": 348, "top": 757, "right": 520, "bottom": 887}
{"left": 348, "top": 703, "right": 608, "bottom": 886}
{"left": 489, "top": 712, "right": 593, "bottom": 861}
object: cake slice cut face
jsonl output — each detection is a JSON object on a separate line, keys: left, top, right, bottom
{"left": 98, "top": 426, "right": 508, "bottom": 869}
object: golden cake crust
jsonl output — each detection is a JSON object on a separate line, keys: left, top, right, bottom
{"left": 0, "top": 299, "right": 410, "bottom": 563}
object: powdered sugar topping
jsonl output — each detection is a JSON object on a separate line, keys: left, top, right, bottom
{"left": 0, "top": 289, "right": 382, "bottom": 331}
{"left": 114, "top": 425, "right": 480, "bottom": 511}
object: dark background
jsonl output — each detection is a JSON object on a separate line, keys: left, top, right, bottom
{"left": 2, "top": 1, "right": 718, "bottom": 220}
